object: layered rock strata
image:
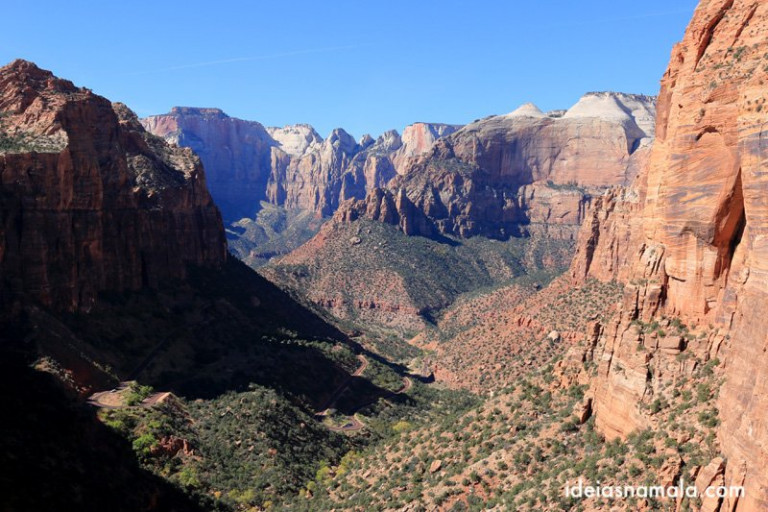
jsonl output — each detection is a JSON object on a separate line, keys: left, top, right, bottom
{"left": 567, "top": 2, "right": 768, "bottom": 509}
{"left": 342, "top": 93, "right": 655, "bottom": 239}
{"left": 0, "top": 60, "right": 226, "bottom": 312}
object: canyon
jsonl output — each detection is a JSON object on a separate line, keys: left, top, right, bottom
{"left": 144, "top": 92, "right": 657, "bottom": 337}
{"left": 2, "top": 0, "right": 768, "bottom": 510}
{"left": 143, "top": 92, "right": 654, "bottom": 265}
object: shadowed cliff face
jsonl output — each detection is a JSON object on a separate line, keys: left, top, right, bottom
{"left": 141, "top": 107, "right": 282, "bottom": 221}
{"left": 0, "top": 61, "right": 371, "bottom": 510}
{"left": 568, "top": 1, "right": 768, "bottom": 509}
{"left": 0, "top": 60, "right": 226, "bottom": 312}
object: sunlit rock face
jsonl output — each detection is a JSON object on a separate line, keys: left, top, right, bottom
{"left": 567, "top": 2, "right": 768, "bottom": 509}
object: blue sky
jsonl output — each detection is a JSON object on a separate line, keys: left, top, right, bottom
{"left": 1, "top": 0, "right": 698, "bottom": 139}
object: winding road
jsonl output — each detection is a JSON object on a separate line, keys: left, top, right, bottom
{"left": 89, "top": 352, "right": 418, "bottom": 435}
{"left": 317, "top": 356, "right": 413, "bottom": 433}
{"left": 87, "top": 382, "right": 169, "bottom": 410}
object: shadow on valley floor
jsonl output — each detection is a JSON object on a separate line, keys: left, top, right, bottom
{"left": 0, "top": 257, "right": 418, "bottom": 509}
{"left": 0, "top": 348, "right": 211, "bottom": 512}
{"left": 0, "top": 257, "right": 464, "bottom": 511}
{"left": 11, "top": 256, "right": 418, "bottom": 413}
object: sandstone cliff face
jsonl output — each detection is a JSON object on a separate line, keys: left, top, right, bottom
{"left": 334, "top": 188, "right": 436, "bottom": 237}
{"left": 266, "top": 128, "right": 399, "bottom": 216}
{"left": 141, "top": 107, "right": 279, "bottom": 221}
{"left": 266, "top": 123, "right": 322, "bottom": 157}
{"left": 450, "top": 93, "right": 655, "bottom": 187}
{"left": 142, "top": 109, "right": 458, "bottom": 224}
{"left": 392, "top": 122, "right": 461, "bottom": 173}
{"left": 0, "top": 60, "right": 226, "bottom": 312}
{"left": 343, "top": 93, "right": 655, "bottom": 240}
{"left": 568, "top": 2, "right": 768, "bottom": 509}
{"left": 146, "top": 96, "right": 654, "bottom": 244}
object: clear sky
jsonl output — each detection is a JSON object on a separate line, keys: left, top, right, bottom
{"left": 1, "top": 0, "right": 699, "bottom": 139}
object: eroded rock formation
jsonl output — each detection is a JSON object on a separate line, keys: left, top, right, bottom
{"left": 0, "top": 60, "right": 226, "bottom": 312}
{"left": 345, "top": 93, "right": 655, "bottom": 239}
{"left": 143, "top": 110, "right": 457, "bottom": 222}
{"left": 568, "top": 2, "right": 768, "bottom": 509}
{"left": 145, "top": 94, "right": 654, "bottom": 246}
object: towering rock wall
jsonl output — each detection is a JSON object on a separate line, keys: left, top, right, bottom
{"left": 143, "top": 110, "right": 455, "bottom": 222}
{"left": 569, "top": 1, "right": 768, "bottom": 509}
{"left": 145, "top": 95, "right": 653, "bottom": 243}
{"left": 141, "top": 107, "right": 281, "bottom": 221}
{"left": 0, "top": 60, "right": 226, "bottom": 312}
{"left": 266, "top": 128, "right": 400, "bottom": 216}
{"left": 347, "top": 93, "right": 655, "bottom": 239}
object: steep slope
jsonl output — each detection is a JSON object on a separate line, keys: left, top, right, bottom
{"left": 564, "top": 1, "right": 768, "bottom": 509}
{"left": 262, "top": 218, "right": 572, "bottom": 336}
{"left": 375, "top": 92, "right": 655, "bottom": 239}
{"left": 0, "top": 61, "right": 226, "bottom": 312}
{"left": 0, "top": 60, "right": 379, "bottom": 511}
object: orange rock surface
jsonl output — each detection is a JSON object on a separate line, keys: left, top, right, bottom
{"left": 570, "top": 1, "right": 768, "bottom": 509}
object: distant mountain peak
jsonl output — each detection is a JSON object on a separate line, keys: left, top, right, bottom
{"left": 505, "top": 102, "right": 545, "bottom": 118}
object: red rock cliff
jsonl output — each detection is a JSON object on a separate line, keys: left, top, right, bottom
{"left": 0, "top": 60, "right": 226, "bottom": 312}
{"left": 569, "top": 1, "right": 768, "bottom": 509}
{"left": 381, "top": 93, "right": 654, "bottom": 239}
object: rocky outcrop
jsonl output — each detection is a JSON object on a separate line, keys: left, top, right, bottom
{"left": 567, "top": 1, "right": 768, "bottom": 509}
{"left": 335, "top": 188, "right": 436, "bottom": 237}
{"left": 142, "top": 111, "right": 459, "bottom": 224}
{"left": 266, "top": 123, "right": 322, "bottom": 157}
{"left": 0, "top": 60, "right": 226, "bottom": 312}
{"left": 370, "top": 92, "right": 655, "bottom": 240}
{"left": 392, "top": 122, "right": 461, "bottom": 173}
{"left": 266, "top": 128, "right": 400, "bottom": 216}
{"left": 141, "top": 107, "right": 279, "bottom": 221}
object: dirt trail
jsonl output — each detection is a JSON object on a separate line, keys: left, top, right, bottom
{"left": 320, "top": 358, "right": 414, "bottom": 432}
{"left": 87, "top": 383, "right": 169, "bottom": 410}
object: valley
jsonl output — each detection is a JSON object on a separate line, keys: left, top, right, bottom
{"left": 2, "top": 1, "right": 768, "bottom": 511}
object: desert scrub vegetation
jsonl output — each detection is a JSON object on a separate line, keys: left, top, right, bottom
{"left": 294, "top": 340, "right": 728, "bottom": 512}
{"left": 263, "top": 219, "right": 575, "bottom": 339}
{"left": 533, "top": 278, "right": 623, "bottom": 332}
{"left": 415, "top": 276, "right": 624, "bottom": 393}
{"left": 98, "top": 341, "right": 478, "bottom": 510}
{"left": 101, "top": 384, "right": 354, "bottom": 511}
{"left": 124, "top": 382, "right": 155, "bottom": 406}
